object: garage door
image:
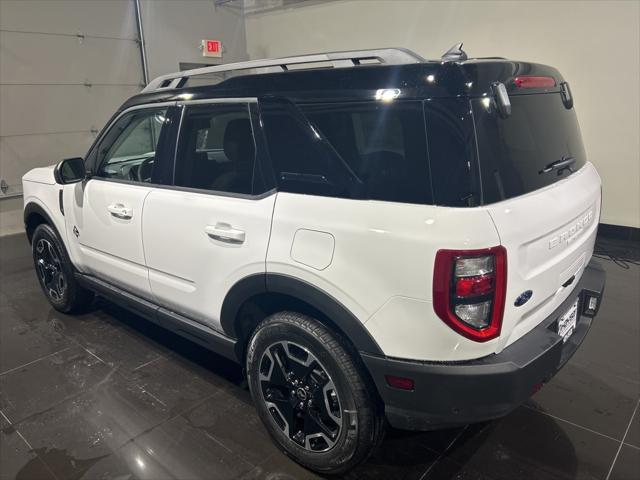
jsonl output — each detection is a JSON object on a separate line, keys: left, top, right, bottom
{"left": 0, "top": 0, "right": 143, "bottom": 233}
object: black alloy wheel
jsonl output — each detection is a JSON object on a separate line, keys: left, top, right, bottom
{"left": 247, "top": 312, "right": 385, "bottom": 474}
{"left": 31, "top": 223, "right": 94, "bottom": 313}
{"left": 35, "top": 237, "right": 66, "bottom": 301}
{"left": 259, "top": 340, "right": 342, "bottom": 452}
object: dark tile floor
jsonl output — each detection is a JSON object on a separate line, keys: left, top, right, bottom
{"left": 1, "top": 233, "right": 638, "bottom": 480}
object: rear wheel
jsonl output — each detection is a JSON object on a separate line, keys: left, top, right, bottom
{"left": 246, "top": 311, "right": 385, "bottom": 474}
{"left": 32, "top": 223, "right": 93, "bottom": 313}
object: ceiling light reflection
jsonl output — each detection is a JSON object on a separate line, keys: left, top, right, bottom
{"left": 375, "top": 88, "right": 400, "bottom": 102}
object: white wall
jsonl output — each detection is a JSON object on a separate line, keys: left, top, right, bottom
{"left": 2, "top": 0, "right": 637, "bottom": 233}
{"left": 0, "top": 0, "right": 143, "bottom": 235}
{"left": 0, "top": 0, "right": 248, "bottom": 236}
{"left": 246, "top": 0, "right": 640, "bottom": 228}
{"left": 140, "top": 0, "right": 247, "bottom": 80}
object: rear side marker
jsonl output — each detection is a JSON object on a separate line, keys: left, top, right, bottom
{"left": 385, "top": 375, "right": 415, "bottom": 391}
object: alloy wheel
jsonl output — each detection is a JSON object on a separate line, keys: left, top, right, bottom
{"left": 35, "top": 238, "right": 66, "bottom": 301}
{"left": 259, "top": 341, "right": 342, "bottom": 452}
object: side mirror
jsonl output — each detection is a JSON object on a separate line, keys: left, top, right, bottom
{"left": 54, "top": 157, "right": 88, "bottom": 184}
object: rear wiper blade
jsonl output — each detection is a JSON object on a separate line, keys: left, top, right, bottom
{"left": 539, "top": 156, "right": 576, "bottom": 175}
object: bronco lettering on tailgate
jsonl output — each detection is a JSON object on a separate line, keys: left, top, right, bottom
{"left": 549, "top": 210, "right": 593, "bottom": 249}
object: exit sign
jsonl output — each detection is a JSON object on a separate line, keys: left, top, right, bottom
{"left": 201, "top": 39, "right": 222, "bottom": 58}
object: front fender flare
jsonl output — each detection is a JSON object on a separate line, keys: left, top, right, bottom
{"left": 24, "top": 201, "right": 62, "bottom": 243}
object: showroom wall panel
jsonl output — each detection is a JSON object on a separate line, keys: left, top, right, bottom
{"left": 0, "top": 0, "right": 248, "bottom": 235}
{"left": 0, "top": 0, "right": 143, "bottom": 235}
{"left": 245, "top": 0, "right": 640, "bottom": 229}
{"left": 140, "top": 0, "right": 248, "bottom": 80}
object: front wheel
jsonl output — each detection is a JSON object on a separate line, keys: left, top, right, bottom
{"left": 246, "top": 311, "right": 385, "bottom": 474}
{"left": 32, "top": 223, "right": 94, "bottom": 313}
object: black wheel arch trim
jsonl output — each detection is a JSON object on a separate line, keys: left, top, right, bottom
{"left": 24, "top": 201, "right": 62, "bottom": 243}
{"left": 220, "top": 273, "right": 384, "bottom": 356}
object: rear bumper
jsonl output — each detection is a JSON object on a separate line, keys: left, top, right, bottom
{"left": 362, "top": 259, "right": 606, "bottom": 430}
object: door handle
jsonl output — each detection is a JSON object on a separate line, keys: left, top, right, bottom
{"left": 107, "top": 203, "right": 133, "bottom": 219}
{"left": 205, "top": 223, "right": 245, "bottom": 244}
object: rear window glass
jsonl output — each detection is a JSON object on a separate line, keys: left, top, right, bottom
{"left": 473, "top": 93, "right": 586, "bottom": 203}
{"left": 261, "top": 99, "right": 432, "bottom": 204}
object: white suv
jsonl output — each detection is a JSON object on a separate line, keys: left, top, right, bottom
{"left": 22, "top": 47, "right": 606, "bottom": 474}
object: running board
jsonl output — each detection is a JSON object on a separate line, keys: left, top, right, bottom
{"left": 74, "top": 273, "right": 238, "bottom": 362}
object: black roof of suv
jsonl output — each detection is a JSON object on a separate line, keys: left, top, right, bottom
{"left": 110, "top": 47, "right": 583, "bottom": 210}
{"left": 121, "top": 58, "right": 565, "bottom": 111}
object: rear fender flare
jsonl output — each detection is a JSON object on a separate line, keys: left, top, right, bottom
{"left": 220, "top": 273, "right": 383, "bottom": 356}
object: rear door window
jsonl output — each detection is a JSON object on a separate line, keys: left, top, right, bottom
{"left": 472, "top": 93, "right": 586, "bottom": 203}
{"left": 174, "top": 104, "right": 257, "bottom": 195}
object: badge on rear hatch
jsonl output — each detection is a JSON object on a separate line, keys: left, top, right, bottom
{"left": 548, "top": 210, "right": 593, "bottom": 250}
{"left": 514, "top": 290, "right": 533, "bottom": 307}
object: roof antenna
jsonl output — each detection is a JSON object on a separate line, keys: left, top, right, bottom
{"left": 441, "top": 43, "right": 468, "bottom": 62}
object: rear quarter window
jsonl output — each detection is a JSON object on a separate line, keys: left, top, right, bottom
{"left": 260, "top": 99, "right": 433, "bottom": 205}
{"left": 424, "top": 98, "right": 481, "bottom": 207}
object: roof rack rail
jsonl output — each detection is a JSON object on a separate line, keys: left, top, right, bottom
{"left": 142, "top": 47, "right": 426, "bottom": 93}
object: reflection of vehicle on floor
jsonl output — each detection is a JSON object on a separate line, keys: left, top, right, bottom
{"left": 22, "top": 44, "right": 606, "bottom": 474}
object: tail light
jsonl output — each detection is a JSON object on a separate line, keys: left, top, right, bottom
{"left": 433, "top": 246, "right": 507, "bottom": 342}
{"left": 513, "top": 76, "right": 556, "bottom": 89}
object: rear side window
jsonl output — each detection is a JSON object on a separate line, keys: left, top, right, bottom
{"left": 174, "top": 104, "right": 257, "bottom": 195}
{"left": 473, "top": 93, "right": 586, "bottom": 203}
{"left": 259, "top": 99, "right": 354, "bottom": 198}
{"left": 260, "top": 99, "right": 432, "bottom": 204}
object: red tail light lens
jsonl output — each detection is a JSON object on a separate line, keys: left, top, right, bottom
{"left": 513, "top": 76, "right": 556, "bottom": 89}
{"left": 433, "top": 246, "right": 507, "bottom": 342}
{"left": 455, "top": 274, "right": 494, "bottom": 296}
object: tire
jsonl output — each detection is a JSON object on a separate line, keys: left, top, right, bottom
{"left": 31, "top": 223, "right": 94, "bottom": 313}
{"left": 246, "top": 311, "right": 385, "bottom": 474}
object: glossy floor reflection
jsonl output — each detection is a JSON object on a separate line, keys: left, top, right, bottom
{"left": 1, "top": 233, "right": 638, "bottom": 480}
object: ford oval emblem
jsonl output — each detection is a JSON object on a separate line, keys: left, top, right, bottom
{"left": 514, "top": 290, "right": 533, "bottom": 307}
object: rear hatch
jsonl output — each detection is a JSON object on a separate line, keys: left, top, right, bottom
{"left": 471, "top": 89, "right": 601, "bottom": 352}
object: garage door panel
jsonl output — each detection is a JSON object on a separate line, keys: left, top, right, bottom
{"left": 0, "top": 0, "right": 137, "bottom": 40}
{"left": 0, "top": 85, "right": 140, "bottom": 137}
{"left": 0, "top": 131, "right": 96, "bottom": 191}
{"left": 0, "top": 32, "right": 142, "bottom": 85}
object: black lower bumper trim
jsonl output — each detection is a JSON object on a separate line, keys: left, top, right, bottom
{"left": 362, "top": 260, "right": 606, "bottom": 431}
